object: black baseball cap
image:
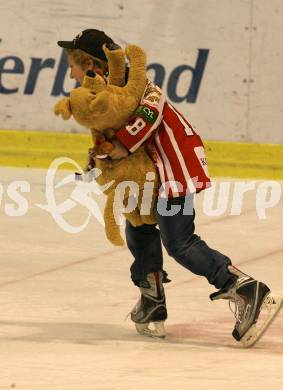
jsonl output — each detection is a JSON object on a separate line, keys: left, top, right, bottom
{"left": 57, "top": 29, "right": 114, "bottom": 61}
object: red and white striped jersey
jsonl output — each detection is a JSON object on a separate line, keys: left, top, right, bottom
{"left": 116, "top": 80, "right": 211, "bottom": 198}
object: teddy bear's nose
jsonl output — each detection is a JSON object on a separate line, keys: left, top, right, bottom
{"left": 86, "top": 70, "right": 96, "bottom": 78}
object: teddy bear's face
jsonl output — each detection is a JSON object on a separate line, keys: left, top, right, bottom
{"left": 67, "top": 87, "right": 95, "bottom": 128}
{"left": 69, "top": 83, "right": 137, "bottom": 131}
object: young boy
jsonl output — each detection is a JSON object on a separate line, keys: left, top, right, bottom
{"left": 57, "top": 29, "right": 281, "bottom": 345}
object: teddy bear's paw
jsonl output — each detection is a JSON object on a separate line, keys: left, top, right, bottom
{"left": 103, "top": 42, "right": 123, "bottom": 57}
{"left": 125, "top": 45, "right": 146, "bottom": 61}
{"left": 105, "top": 42, "right": 122, "bottom": 51}
{"left": 102, "top": 43, "right": 126, "bottom": 87}
{"left": 53, "top": 98, "right": 72, "bottom": 120}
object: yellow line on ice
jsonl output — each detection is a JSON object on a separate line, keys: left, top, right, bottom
{"left": 0, "top": 129, "right": 283, "bottom": 179}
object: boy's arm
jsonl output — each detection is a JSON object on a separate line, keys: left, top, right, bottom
{"left": 108, "top": 139, "right": 129, "bottom": 159}
{"left": 115, "top": 81, "right": 165, "bottom": 153}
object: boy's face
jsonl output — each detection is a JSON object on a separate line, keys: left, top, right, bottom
{"left": 67, "top": 53, "right": 106, "bottom": 85}
{"left": 67, "top": 54, "right": 86, "bottom": 85}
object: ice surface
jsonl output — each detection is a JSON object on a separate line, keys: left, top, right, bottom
{"left": 0, "top": 167, "right": 282, "bottom": 389}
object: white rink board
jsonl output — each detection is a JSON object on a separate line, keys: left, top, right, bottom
{"left": 0, "top": 166, "right": 282, "bottom": 389}
{"left": 1, "top": 0, "right": 283, "bottom": 143}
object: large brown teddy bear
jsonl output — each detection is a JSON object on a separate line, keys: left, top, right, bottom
{"left": 54, "top": 44, "right": 159, "bottom": 246}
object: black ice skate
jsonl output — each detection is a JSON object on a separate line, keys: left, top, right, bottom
{"left": 210, "top": 266, "right": 283, "bottom": 347}
{"left": 131, "top": 271, "right": 167, "bottom": 338}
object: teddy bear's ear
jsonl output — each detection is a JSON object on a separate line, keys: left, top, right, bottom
{"left": 53, "top": 98, "right": 72, "bottom": 120}
{"left": 89, "top": 91, "right": 108, "bottom": 114}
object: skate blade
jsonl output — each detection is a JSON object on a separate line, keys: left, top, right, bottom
{"left": 240, "top": 295, "right": 283, "bottom": 348}
{"left": 135, "top": 321, "right": 166, "bottom": 339}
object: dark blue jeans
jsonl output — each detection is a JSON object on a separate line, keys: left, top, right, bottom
{"left": 125, "top": 195, "right": 235, "bottom": 290}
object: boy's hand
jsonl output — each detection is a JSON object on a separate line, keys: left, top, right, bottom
{"left": 109, "top": 140, "right": 129, "bottom": 159}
